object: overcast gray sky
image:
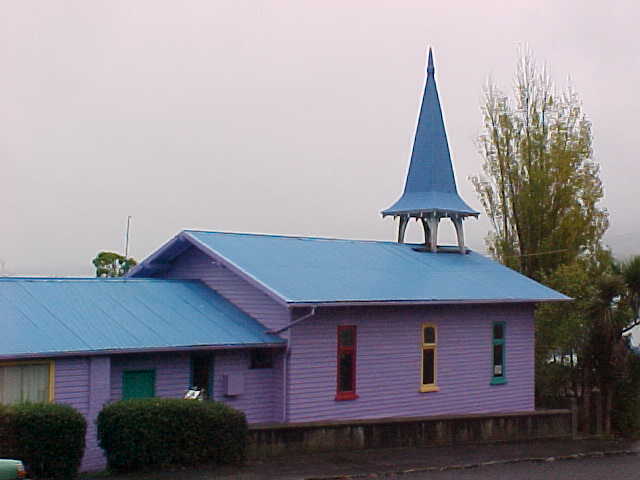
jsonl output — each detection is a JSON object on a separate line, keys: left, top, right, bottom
{"left": 2, "top": 1, "right": 638, "bottom": 276}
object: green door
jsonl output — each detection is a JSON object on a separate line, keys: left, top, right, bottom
{"left": 122, "top": 370, "right": 155, "bottom": 399}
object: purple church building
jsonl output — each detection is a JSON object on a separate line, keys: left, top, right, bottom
{"left": 0, "top": 50, "right": 567, "bottom": 471}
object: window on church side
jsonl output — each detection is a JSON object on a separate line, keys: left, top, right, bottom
{"left": 336, "top": 326, "right": 358, "bottom": 401}
{"left": 420, "top": 324, "right": 439, "bottom": 392}
{"left": 491, "top": 322, "right": 507, "bottom": 385}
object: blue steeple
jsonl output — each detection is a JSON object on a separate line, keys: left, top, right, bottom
{"left": 382, "top": 49, "right": 478, "bottom": 253}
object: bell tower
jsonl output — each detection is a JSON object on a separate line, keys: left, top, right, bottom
{"left": 382, "top": 49, "right": 478, "bottom": 253}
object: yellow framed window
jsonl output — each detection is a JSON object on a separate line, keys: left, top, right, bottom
{"left": 0, "top": 361, "right": 55, "bottom": 404}
{"left": 420, "top": 324, "right": 439, "bottom": 392}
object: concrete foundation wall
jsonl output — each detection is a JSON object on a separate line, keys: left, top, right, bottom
{"left": 248, "top": 410, "right": 572, "bottom": 458}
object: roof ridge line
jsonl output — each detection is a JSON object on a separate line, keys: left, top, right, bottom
{"left": 185, "top": 230, "right": 482, "bottom": 252}
{"left": 0, "top": 277, "right": 202, "bottom": 282}
{"left": 184, "top": 229, "right": 414, "bottom": 246}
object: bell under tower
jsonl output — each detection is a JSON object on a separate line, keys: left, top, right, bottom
{"left": 382, "top": 49, "right": 478, "bottom": 253}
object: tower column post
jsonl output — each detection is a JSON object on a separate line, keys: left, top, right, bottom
{"left": 397, "top": 216, "right": 409, "bottom": 243}
{"left": 420, "top": 217, "right": 431, "bottom": 247}
{"left": 425, "top": 214, "right": 439, "bottom": 252}
{"left": 451, "top": 216, "right": 466, "bottom": 254}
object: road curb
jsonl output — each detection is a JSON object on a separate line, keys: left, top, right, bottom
{"left": 304, "top": 449, "right": 639, "bottom": 479}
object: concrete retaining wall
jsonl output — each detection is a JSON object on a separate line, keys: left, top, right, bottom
{"left": 248, "top": 410, "right": 572, "bottom": 458}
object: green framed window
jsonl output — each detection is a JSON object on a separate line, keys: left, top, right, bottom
{"left": 491, "top": 322, "right": 506, "bottom": 385}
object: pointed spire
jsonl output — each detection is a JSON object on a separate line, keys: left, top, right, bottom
{"left": 382, "top": 48, "right": 478, "bottom": 252}
{"left": 427, "top": 48, "right": 434, "bottom": 76}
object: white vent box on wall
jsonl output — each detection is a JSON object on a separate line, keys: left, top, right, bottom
{"left": 223, "top": 373, "right": 244, "bottom": 396}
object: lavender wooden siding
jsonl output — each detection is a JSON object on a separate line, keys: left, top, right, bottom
{"left": 286, "top": 303, "right": 534, "bottom": 423}
{"left": 55, "top": 357, "right": 111, "bottom": 472}
{"left": 212, "top": 349, "right": 284, "bottom": 423}
{"left": 161, "top": 246, "right": 291, "bottom": 333}
{"left": 55, "top": 357, "right": 89, "bottom": 416}
{"left": 110, "top": 351, "right": 283, "bottom": 422}
{"left": 54, "top": 348, "right": 283, "bottom": 473}
{"left": 162, "top": 245, "right": 288, "bottom": 421}
{"left": 271, "top": 352, "right": 285, "bottom": 422}
{"left": 85, "top": 357, "right": 110, "bottom": 471}
{"left": 110, "top": 353, "right": 191, "bottom": 401}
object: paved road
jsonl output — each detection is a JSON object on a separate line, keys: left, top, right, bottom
{"left": 402, "top": 454, "right": 640, "bottom": 480}
{"left": 79, "top": 439, "right": 640, "bottom": 480}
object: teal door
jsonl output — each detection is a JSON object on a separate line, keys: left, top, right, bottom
{"left": 122, "top": 370, "right": 155, "bottom": 399}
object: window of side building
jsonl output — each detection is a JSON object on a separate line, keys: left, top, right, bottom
{"left": 0, "top": 361, "right": 54, "bottom": 404}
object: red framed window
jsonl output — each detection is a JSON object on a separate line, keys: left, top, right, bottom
{"left": 336, "top": 326, "right": 358, "bottom": 401}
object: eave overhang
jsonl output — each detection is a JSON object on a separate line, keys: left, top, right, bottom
{"left": 287, "top": 297, "right": 572, "bottom": 308}
{"left": 0, "top": 342, "right": 286, "bottom": 361}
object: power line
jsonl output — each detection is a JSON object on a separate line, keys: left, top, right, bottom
{"left": 503, "top": 248, "right": 569, "bottom": 259}
{"left": 477, "top": 248, "right": 569, "bottom": 259}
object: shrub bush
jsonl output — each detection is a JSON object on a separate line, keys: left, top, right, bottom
{"left": 7, "top": 403, "right": 86, "bottom": 480}
{"left": 97, "top": 399, "right": 247, "bottom": 472}
{"left": 0, "top": 403, "right": 17, "bottom": 458}
{"left": 11, "top": 403, "right": 87, "bottom": 480}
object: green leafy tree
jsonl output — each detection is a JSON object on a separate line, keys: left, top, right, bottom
{"left": 471, "top": 50, "right": 608, "bottom": 280}
{"left": 619, "top": 256, "right": 640, "bottom": 330}
{"left": 582, "top": 271, "right": 631, "bottom": 434}
{"left": 535, "top": 259, "right": 598, "bottom": 400}
{"left": 469, "top": 50, "right": 640, "bottom": 433}
{"left": 92, "top": 251, "right": 137, "bottom": 278}
{"left": 535, "top": 253, "right": 640, "bottom": 434}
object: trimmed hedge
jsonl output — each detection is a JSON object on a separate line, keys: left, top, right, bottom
{"left": 0, "top": 403, "right": 17, "bottom": 458}
{"left": 97, "top": 399, "right": 248, "bottom": 472}
{"left": 0, "top": 403, "right": 86, "bottom": 480}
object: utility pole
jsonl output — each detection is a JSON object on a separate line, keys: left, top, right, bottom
{"left": 124, "top": 216, "right": 132, "bottom": 258}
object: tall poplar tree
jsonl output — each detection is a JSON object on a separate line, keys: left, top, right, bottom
{"left": 471, "top": 51, "right": 608, "bottom": 280}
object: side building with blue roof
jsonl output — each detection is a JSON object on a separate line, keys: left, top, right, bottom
{"left": 0, "top": 277, "right": 285, "bottom": 470}
{"left": 0, "top": 49, "right": 568, "bottom": 472}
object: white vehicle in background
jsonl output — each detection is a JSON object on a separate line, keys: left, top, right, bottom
{"left": 0, "top": 459, "right": 27, "bottom": 479}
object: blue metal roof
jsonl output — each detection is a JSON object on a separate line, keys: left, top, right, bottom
{"left": 174, "top": 230, "right": 569, "bottom": 305}
{"left": 383, "top": 49, "right": 478, "bottom": 217}
{"left": 0, "top": 278, "right": 283, "bottom": 358}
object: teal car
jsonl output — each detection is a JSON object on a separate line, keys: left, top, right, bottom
{"left": 0, "top": 460, "right": 26, "bottom": 479}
